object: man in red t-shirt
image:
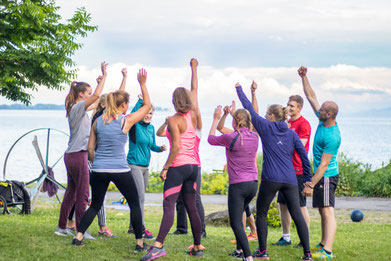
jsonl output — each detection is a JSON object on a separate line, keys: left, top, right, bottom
{"left": 273, "top": 95, "right": 311, "bottom": 247}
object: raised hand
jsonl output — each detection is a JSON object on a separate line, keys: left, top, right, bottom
{"left": 235, "top": 82, "right": 241, "bottom": 88}
{"left": 214, "top": 105, "right": 222, "bottom": 120}
{"left": 96, "top": 76, "right": 102, "bottom": 84}
{"left": 121, "top": 68, "right": 127, "bottom": 78}
{"left": 229, "top": 100, "right": 236, "bottom": 115}
{"left": 251, "top": 81, "right": 257, "bottom": 93}
{"left": 298, "top": 66, "right": 307, "bottom": 78}
{"left": 190, "top": 58, "right": 198, "bottom": 68}
{"left": 101, "top": 62, "right": 108, "bottom": 76}
{"left": 137, "top": 68, "right": 147, "bottom": 85}
{"left": 223, "top": 105, "right": 230, "bottom": 115}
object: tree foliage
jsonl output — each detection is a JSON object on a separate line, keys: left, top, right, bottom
{"left": 0, "top": 0, "right": 97, "bottom": 104}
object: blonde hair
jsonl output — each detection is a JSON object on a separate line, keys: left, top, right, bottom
{"left": 233, "top": 109, "right": 252, "bottom": 145}
{"left": 92, "top": 94, "right": 108, "bottom": 118}
{"left": 172, "top": 87, "right": 192, "bottom": 113}
{"left": 65, "top": 81, "right": 90, "bottom": 117}
{"left": 102, "top": 90, "right": 129, "bottom": 124}
{"left": 267, "top": 104, "right": 288, "bottom": 122}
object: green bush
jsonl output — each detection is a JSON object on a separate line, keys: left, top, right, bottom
{"left": 335, "top": 154, "right": 391, "bottom": 197}
{"left": 146, "top": 171, "right": 164, "bottom": 193}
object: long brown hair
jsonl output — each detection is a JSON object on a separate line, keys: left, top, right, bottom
{"left": 65, "top": 81, "right": 90, "bottom": 117}
{"left": 172, "top": 87, "right": 192, "bottom": 113}
{"left": 233, "top": 109, "right": 252, "bottom": 145}
{"left": 267, "top": 104, "right": 288, "bottom": 122}
{"left": 103, "top": 90, "right": 129, "bottom": 124}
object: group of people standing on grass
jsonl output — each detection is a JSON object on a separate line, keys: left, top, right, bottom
{"left": 55, "top": 59, "right": 341, "bottom": 261}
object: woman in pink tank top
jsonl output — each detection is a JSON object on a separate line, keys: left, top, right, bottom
{"left": 141, "top": 58, "right": 203, "bottom": 261}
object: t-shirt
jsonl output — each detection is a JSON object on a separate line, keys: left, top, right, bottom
{"left": 289, "top": 116, "right": 311, "bottom": 175}
{"left": 208, "top": 127, "right": 259, "bottom": 185}
{"left": 313, "top": 116, "right": 341, "bottom": 177}
{"left": 65, "top": 100, "right": 91, "bottom": 153}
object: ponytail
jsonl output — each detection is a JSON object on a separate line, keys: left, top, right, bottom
{"left": 267, "top": 104, "right": 288, "bottom": 122}
{"left": 233, "top": 109, "right": 252, "bottom": 146}
{"left": 65, "top": 81, "right": 90, "bottom": 117}
{"left": 102, "top": 90, "right": 130, "bottom": 124}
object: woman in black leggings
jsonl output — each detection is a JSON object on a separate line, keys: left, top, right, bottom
{"left": 208, "top": 106, "right": 259, "bottom": 261}
{"left": 235, "top": 83, "right": 313, "bottom": 261}
{"left": 72, "top": 69, "right": 151, "bottom": 252}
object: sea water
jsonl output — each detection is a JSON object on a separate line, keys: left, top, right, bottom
{"left": 0, "top": 110, "right": 390, "bottom": 183}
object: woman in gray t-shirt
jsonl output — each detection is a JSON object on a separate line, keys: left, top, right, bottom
{"left": 55, "top": 62, "right": 108, "bottom": 236}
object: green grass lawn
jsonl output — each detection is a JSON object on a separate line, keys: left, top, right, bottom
{"left": 1, "top": 203, "right": 391, "bottom": 261}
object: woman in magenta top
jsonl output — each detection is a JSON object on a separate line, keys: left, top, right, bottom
{"left": 141, "top": 58, "right": 203, "bottom": 261}
{"left": 208, "top": 106, "right": 258, "bottom": 261}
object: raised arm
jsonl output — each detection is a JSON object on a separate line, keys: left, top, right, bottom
{"left": 251, "top": 81, "right": 259, "bottom": 114}
{"left": 131, "top": 94, "right": 144, "bottom": 113}
{"left": 217, "top": 105, "right": 234, "bottom": 134}
{"left": 124, "top": 68, "right": 151, "bottom": 132}
{"left": 119, "top": 68, "right": 127, "bottom": 91}
{"left": 190, "top": 58, "right": 202, "bottom": 130}
{"left": 298, "top": 66, "right": 320, "bottom": 116}
{"left": 160, "top": 117, "right": 181, "bottom": 180}
{"left": 235, "top": 83, "right": 269, "bottom": 134}
{"left": 209, "top": 106, "right": 222, "bottom": 137}
{"left": 156, "top": 117, "right": 169, "bottom": 137}
{"left": 85, "top": 62, "right": 108, "bottom": 110}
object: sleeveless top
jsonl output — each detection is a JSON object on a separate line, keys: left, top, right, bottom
{"left": 91, "top": 114, "right": 130, "bottom": 172}
{"left": 166, "top": 111, "right": 198, "bottom": 167}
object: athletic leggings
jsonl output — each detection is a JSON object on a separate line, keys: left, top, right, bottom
{"left": 156, "top": 164, "right": 202, "bottom": 245}
{"left": 228, "top": 181, "right": 258, "bottom": 258}
{"left": 77, "top": 171, "right": 143, "bottom": 239}
{"left": 175, "top": 167, "right": 206, "bottom": 233}
{"left": 256, "top": 180, "right": 310, "bottom": 254}
{"left": 68, "top": 195, "right": 106, "bottom": 227}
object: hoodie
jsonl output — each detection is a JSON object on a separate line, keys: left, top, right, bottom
{"left": 126, "top": 99, "right": 162, "bottom": 167}
{"left": 236, "top": 86, "right": 311, "bottom": 185}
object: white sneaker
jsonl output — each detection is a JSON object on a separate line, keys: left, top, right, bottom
{"left": 83, "top": 231, "right": 96, "bottom": 240}
{"left": 55, "top": 227, "right": 74, "bottom": 236}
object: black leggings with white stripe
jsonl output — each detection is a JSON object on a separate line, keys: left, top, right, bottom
{"left": 256, "top": 180, "right": 310, "bottom": 254}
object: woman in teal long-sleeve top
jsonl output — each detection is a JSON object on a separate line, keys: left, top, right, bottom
{"left": 127, "top": 96, "right": 166, "bottom": 238}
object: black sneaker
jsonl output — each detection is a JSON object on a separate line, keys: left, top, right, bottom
{"left": 169, "top": 230, "right": 188, "bottom": 235}
{"left": 294, "top": 242, "right": 303, "bottom": 248}
{"left": 134, "top": 242, "right": 149, "bottom": 252}
{"left": 252, "top": 249, "right": 269, "bottom": 259}
{"left": 201, "top": 231, "right": 207, "bottom": 238}
{"left": 302, "top": 253, "right": 313, "bottom": 260}
{"left": 71, "top": 238, "right": 84, "bottom": 246}
{"left": 229, "top": 249, "right": 244, "bottom": 258}
{"left": 271, "top": 237, "right": 291, "bottom": 246}
{"left": 187, "top": 248, "right": 204, "bottom": 257}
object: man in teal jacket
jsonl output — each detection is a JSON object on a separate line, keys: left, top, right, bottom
{"left": 127, "top": 96, "right": 166, "bottom": 239}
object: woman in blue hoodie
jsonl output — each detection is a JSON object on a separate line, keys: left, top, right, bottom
{"left": 127, "top": 95, "right": 166, "bottom": 238}
{"left": 235, "top": 83, "right": 313, "bottom": 261}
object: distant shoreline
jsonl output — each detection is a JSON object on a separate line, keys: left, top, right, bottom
{"left": 0, "top": 104, "right": 169, "bottom": 111}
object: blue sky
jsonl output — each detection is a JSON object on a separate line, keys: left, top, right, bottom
{"left": 2, "top": 0, "right": 391, "bottom": 115}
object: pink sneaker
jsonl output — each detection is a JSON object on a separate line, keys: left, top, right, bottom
{"left": 143, "top": 229, "right": 155, "bottom": 239}
{"left": 98, "top": 228, "right": 116, "bottom": 238}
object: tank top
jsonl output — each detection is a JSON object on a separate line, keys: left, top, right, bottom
{"left": 91, "top": 115, "right": 130, "bottom": 172}
{"left": 166, "top": 111, "right": 198, "bottom": 167}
